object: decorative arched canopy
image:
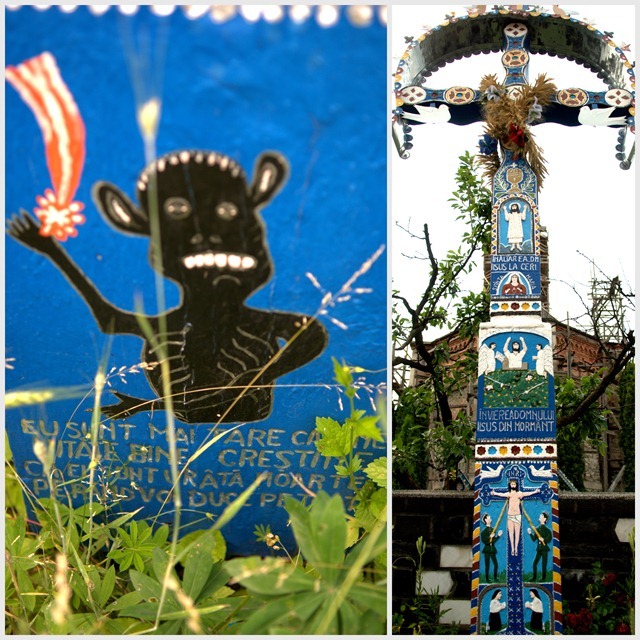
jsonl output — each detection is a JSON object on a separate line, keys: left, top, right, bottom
{"left": 392, "top": 7, "right": 635, "bottom": 165}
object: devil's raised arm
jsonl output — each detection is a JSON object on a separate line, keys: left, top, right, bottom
{"left": 8, "top": 211, "right": 145, "bottom": 336}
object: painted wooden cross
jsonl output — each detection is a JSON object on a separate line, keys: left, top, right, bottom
{"left": 392, "top": 5, "right": 634, "bottom": 635}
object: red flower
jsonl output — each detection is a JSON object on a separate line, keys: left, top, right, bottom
{"left": 615, "top": 622, "right": 631, "bottom": 634}
{"left": 566, "top": 608, "right": 594, "bottom": 634}
{"left": 508, "top": 123, "right": 527, "bottom": 147}
{"left": 565, "top": 613, "right": 578, "bottom": 629}
{"left": 477, "top": 446, "right": 487, "bottom": 455}
{"left": 603, "top": 572, "right": 618, "bottom": 587}
{"left": 511, "top": 445, "right": 521, "bottom": 455}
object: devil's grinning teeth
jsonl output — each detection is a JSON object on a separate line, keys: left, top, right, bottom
{"left": 182, "top": 252, "right": 257, "bottom": 271}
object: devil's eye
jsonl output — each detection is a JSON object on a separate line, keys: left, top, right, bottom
{"left": 216, "top": 202, "right": 238, "bottom": 221}
{"left": 164, "top": 197, "right": 192, "bottom": 219}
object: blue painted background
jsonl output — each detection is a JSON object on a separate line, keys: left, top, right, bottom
{"left": 6, "top": 7, "right": 387, "bottom": 555}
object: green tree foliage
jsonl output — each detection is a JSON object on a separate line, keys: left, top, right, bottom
{"left": 392, "top": 152, "right": 490, "bottom": 489}
{"left": 393, "top": 151, "right": 492, "bottom": 415}
{"left": 618, "top": 362, "right": 635, "bottom": 491}
{"left": 555, "top": 374, "right": 610, "bottom": 491}
{"left": 393, "top": 385, "right": 474, "bottom": 489}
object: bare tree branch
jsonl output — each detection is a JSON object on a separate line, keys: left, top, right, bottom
{"left": 557, "top": 330, "right": 635, "bottom": 427}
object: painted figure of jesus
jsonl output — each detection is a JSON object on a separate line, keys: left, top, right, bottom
{"left": 491, "top": 479, "right": 540, "bottom": 555}
{"left": 503, "top": 202, "right": 527, "bottom": 251}
{"left": 504, "top": 336, "right": 527, "bottom": 370}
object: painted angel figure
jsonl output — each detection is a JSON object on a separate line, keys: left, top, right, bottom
{"left": 478, "top": 342, "right": 498, "bottom": 376}
{"left": 533, "top": 344, "right": 553, "bottom": 378}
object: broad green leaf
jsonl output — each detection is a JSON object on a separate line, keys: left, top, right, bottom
{"left": 347, "top": 582, "right": 388, "bottom": 614}
{"left": 129, "top": 569, "right": 178, "bottom": 609}
{"left": 156, "top": 603, "right": 228, "bottom": 621}
{"left": 182, "top": 530, "right": 217, "bottom": 600}
{"left": 155, "top": 619, "right": 183, "bottom": 635}
{"left": 332, "top": 357, "right": 354, "bottom": 392}
{"left": 117, "top": 527, "right": 133, "bottom": 548}
{"left": 120, "top": 602, "right": 163, "bottom": 620}
{"left": 308, "top": 597, "right": 340, "bottom": 634}
{"left": 195, "top": 562, "right": 228, "bottom": 602}
{"left": 240, "top": 592, "right": 326, "bottom": 635}
{"left": 357, "top": 606, "right": 386, "bottom": 635}
{"left": 363, "top": 456, "right": 387, "bottom": 488}
{"left": 69, "top": 570, "right": 90, "bottom": 604}
{"left": 349, "top": 414, "right": 382, "bottom": 441}
{"left": 369, "top": 487, "right": 387, "bottom": 521}
{"left": 335, "top": 456, "right": 362, "bottom": 476}
{"left": 105, "top": 590, "right": 143, "bottom": 613}
{"left": 239, "top": 597, "right": 299, "bottom": 635}
{"left": 344, "top": 521, "right": 387, "bottom": 569}
{"left": 151, "top": 546, "right": 179, "bottom": 589}
{"left": 116, "top": 552, "right": 133, "bottom": 572}
{"left": 97, "top": 617, "right": 150, "bottom": 635}
{"left": 65, "top": 612, "right": 147, "bottom": 634}
{"left": 225, "top": 556, "right": 317, "bottom": 595}
{"left": 133, "top": 552, "right": 146, "bottom": 574}
{"left": 307, "top": 492, "right": 347, "bottom": 583}
{"left": 15, "top": 568, "right": 36, "bottom": 612}
{"left": 97, "top": 564, "right": 116, "bottom": 608}
{"left": 151, "top": 524, "right": 170, "bottom": 548}
{"left": 345, "top": 518, "right": 361, "bottom": 549}
{"left": 336, "top": 598, "right": 360, "bottom": 635}
{"left": 315, "top": 417, "right": 350, "bottom": 457}
{"left": 177, "top": 528, "right": 226, "bottom": 565}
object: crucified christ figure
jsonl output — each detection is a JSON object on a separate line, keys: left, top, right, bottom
{"left": 491, "top": 479, "right": 540, "bottom": 556}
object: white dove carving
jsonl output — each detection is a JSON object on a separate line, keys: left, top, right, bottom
{"left": 404, "top": 103, "right": 451, "bottom": 124}
{"left": 479, "top": 464, "right": 504, "bottom": 480}
{"left": 578, "top": 105, "right": 628, "bottom": 127}
{"left": 530, "top": 465, "right": 553, "bottom": 478}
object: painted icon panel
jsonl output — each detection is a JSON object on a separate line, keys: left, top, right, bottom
{"left": 5, "top": 6, "right": 387, "bottom": 555}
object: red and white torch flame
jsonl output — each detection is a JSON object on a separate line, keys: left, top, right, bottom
{"left": 6, "top": 52, "right": 86, "bottom": 241}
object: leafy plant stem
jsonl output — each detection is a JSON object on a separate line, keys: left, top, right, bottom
{"left": 310, "top": 516, "right": 385, "bottom": 635}
{"left": 140, "top": 120, "right": 185, "bottom": 633}
{"left": 347, "top": 394, "right": 357, "bottom": 491}
{"left": 84, "top": 348, "right": 111, "bottom": 564}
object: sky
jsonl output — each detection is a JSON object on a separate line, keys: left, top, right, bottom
{"left": 390, "top": 5, "right": 636, "bottom": 344}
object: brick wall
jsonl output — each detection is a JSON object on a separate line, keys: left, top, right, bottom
{"left": 393, "top": 491, "right": 634, "bottom": 632}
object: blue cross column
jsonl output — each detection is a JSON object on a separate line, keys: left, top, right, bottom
{"left": 469, "top": 23, "right": 562, "bottom": 635}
